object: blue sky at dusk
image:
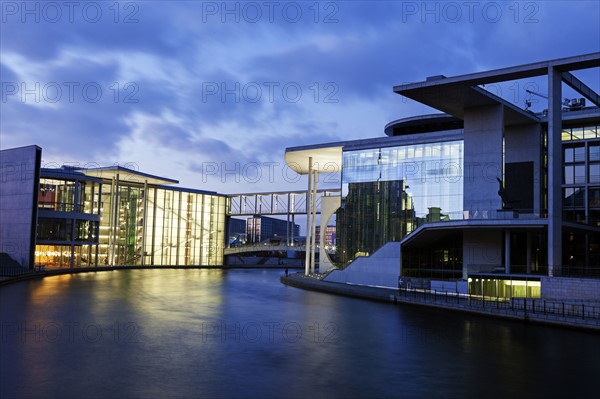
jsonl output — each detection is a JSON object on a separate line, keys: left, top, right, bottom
{"left": 1, "top": 1, "right": 599, "bottom": 193}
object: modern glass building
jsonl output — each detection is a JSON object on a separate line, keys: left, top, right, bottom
{"left": 0, "top": 155, "right": 227, "bottom": 269}
{"left": 285, "top": 53, "right": 600, "bottom": 301}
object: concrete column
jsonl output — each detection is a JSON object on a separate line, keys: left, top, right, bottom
{"left": 504, "top": 230, "right": 511, "bottom": 274}
{"left": 310, "top": 170, "right": 318, "bottom": 273}
{"left": 318, "top": 195, "right": 340, "bottom": 272}
{"left": 141, "top": 180, "right": 148, "bottom": 266}
{"left": 175, "top": 191, "right": 182, "bottom": 266}
{"left": 305, "top": 157, "right": 312, "bottom": 275}
{"left": 285, "top": 206, "right": 292, "bottom": 246}
{"left": 150, "top": 188, "right": 157, "bottom": 265}
{"left": 463, "top": 104, "right": 504, "bottom": 214}
{"left": 94, "top": 182, "right": 101, "bottom": 267}
{"left": 548, "top": 67, "right": 563, "bottom": 276}
{"left": 291, "top": 214, "right": 295, "bottom": 245}
{"left": 108, "top": 176, "right": 117, "bottom": 266}
{"left": 526, "top": 232, "right": 532, "bottom": 274}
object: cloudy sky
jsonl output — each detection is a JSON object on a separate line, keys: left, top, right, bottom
{"left": 2, "top": 1, "right": 599, "bottom": 194}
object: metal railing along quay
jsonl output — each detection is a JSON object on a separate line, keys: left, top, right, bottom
{"left": 397, "top": 288, "right": 600, "bottom": 327}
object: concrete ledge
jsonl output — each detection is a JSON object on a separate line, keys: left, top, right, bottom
{"left": 282, "top": 273, "right": 399, "bottom": 303}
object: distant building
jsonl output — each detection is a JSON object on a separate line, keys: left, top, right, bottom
{"left": 315, "top": 225, "right": 336, "bottom": 248}
{"left": 228, "top": 218, "right": 247, "bottom": 246}
{"left": 246, "top": 215, "right": 300, "bottom": 244}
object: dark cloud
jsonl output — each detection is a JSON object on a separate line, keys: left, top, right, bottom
{"left": 1, "top": 0, "right": 598, "bottom": 192}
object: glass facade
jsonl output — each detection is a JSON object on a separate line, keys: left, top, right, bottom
{"left": 337, "top": 140, "right": 464, "bottom": 266}
{"left": 35, "top": 168, "right": 227, "bottom": 268}
{"left": 468, "top": 276, "right": 541, "bottom": 299}
{"left": 562, "top": 125, "right": 600, "bottom": 225}
{"left": 144, "top": 187, "right": 226, "bottom": 266}
{"left": 98, "top": 183, "right": 226, "bottom": 267}
{"left": 401, "top": 233, "right": 463, "bottom": 279}
{"left": 35, "top": 175, "right": 101, "bottom": 268}
{"left": 561, "top": 124, "right": 600, "bottom": 271}
{"left": 337, "top": 180, "right": 414, "bottom": 265}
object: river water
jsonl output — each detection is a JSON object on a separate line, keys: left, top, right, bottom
{"left": 1, "top": 269, "right": 599, "bottom": 398}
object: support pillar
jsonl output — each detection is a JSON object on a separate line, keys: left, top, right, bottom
{"left": 286, "top": 210, "right": 290, "bottom": 246}
{"left": 548, "top": 67, "right": 563, "bottom": 276}
{"left": 505, "top": 230, "right": 511, "bottom": 274}
{"left": 291, "top": 214, "right": 295, "bottom": 246}
{"left": 305, "top": 157, "right": 313, "bottom": 276}
{"left": 310, "top": 169, "right": 318, "bottom": 273}
{"left": 141, "top": 180, "right": 148, "bottom": 266}
{"left": 526, "top": 231, "right": 532, "bottom": 274}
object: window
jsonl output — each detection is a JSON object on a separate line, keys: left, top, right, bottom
{"left": 590, "top": 164, "right": 600, "bottom": 184}
{"left": 590, "top": 145, "right": 600, "bottom": 162}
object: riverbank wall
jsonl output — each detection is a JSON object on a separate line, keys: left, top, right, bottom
{"left": 281, "top": 273, "right": 600, "bottom": 332}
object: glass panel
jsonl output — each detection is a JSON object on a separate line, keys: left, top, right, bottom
{"left": 37, "top": 218, "right": 72, "bottom": 241}
{"left": 574, "top": 146, "right": 585, "bottom": 162}
{"left": 589, "top": 187, "right": 600, "bottom": 208}
{"left": 583, "top": 126, "right": 597, "bottom": 139}
{"left": 564, "top": 147, "right": 574, "bottom": 163}
{"left": 571, "top": 127, "right": 583, "bottom": 140}
{"left": 590, "top": 164, "right": 600, "bottom": 184}
{"left": 35, "top": 245, "right": 72, "bottom": 269}
{"left": 573, "top": 187, "right": 585, "bottom": 207}
{"left": 38, "top": 179, "right": 76, "bottom": 211}
{"left": 564, "top": 165, "right": 574, "bottom": 184}
{"left": 574, "top": 165, "right": 586, "bottom": 184}
{"left": 589, "top": 210, "right": 600, "bottom": 227}
{"left": 561, "top": 129, "right": 571, "bottom": 141}
{"left": 590, "top": 145, "right": 600, "bottom": 162}
{"left": 564, "top": 188, "right": 574, "bottom": 207}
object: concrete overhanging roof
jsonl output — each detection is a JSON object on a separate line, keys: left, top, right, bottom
{"left": 284, "top": 145, "right": 343, "bottom": 175}
{"left": 82, "top": 166, "right": 179, "bottom": 185}
{"left": 398, "top": 84, "right": 540, "bottom": 126}
{"left": 394, "top": 53, "right": 600, "bottom": 125}
{"left": 395, "top": 53, "right": 600, "bottom": 90}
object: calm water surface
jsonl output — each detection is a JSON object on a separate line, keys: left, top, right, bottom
{"left": 1, "top": 269, "right": 599, "bottom": 398}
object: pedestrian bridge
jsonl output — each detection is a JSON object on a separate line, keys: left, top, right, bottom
{"left": 227, "top": 189, "right": 341, "bottom": 216}
{"left": 224, "top": 244, "right": 322, "bottom": 256}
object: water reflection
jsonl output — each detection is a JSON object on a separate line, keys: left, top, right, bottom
{"left": 1, "top": 269, "right": 599, "bottom": 398}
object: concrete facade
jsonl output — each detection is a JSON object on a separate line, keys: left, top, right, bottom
{"left": 462, "top": 230, "right": 503, "bottom": 277}
{"left": 463, "top": 104, "right": 504, "bottom": 215}
{"left": 324, "top": 242, "right": 400, "bottom": 288}
{"left": 504, "top": 123, "right": 542, "bottom": 215}
{"left": 541, "top": 276, "right": 600, "bottom": 301}
{"left": 0, "top": 146, "right": 41, "bottom": 269}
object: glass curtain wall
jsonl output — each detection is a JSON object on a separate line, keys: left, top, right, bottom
{"left": 561, "top": 124, "right": 600, "bottom": 270}
{"left": 145, "top": 189, "right": 225, "bottom": 266}
{"left": 35, "top": 177, "right": 101, "bottom": 268}
{"left": 99, "top": 183, "right": 226, "bottom": 266}
{"left": 337, "top": 140, "right": 464, "bottom": 266}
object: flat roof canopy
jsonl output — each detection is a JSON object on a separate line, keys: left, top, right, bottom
{"left": 82, "top": 166, "right": 179, "bottom": 185}
{"left": 284, "top": 146, "right": 343, "bottom": 175}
